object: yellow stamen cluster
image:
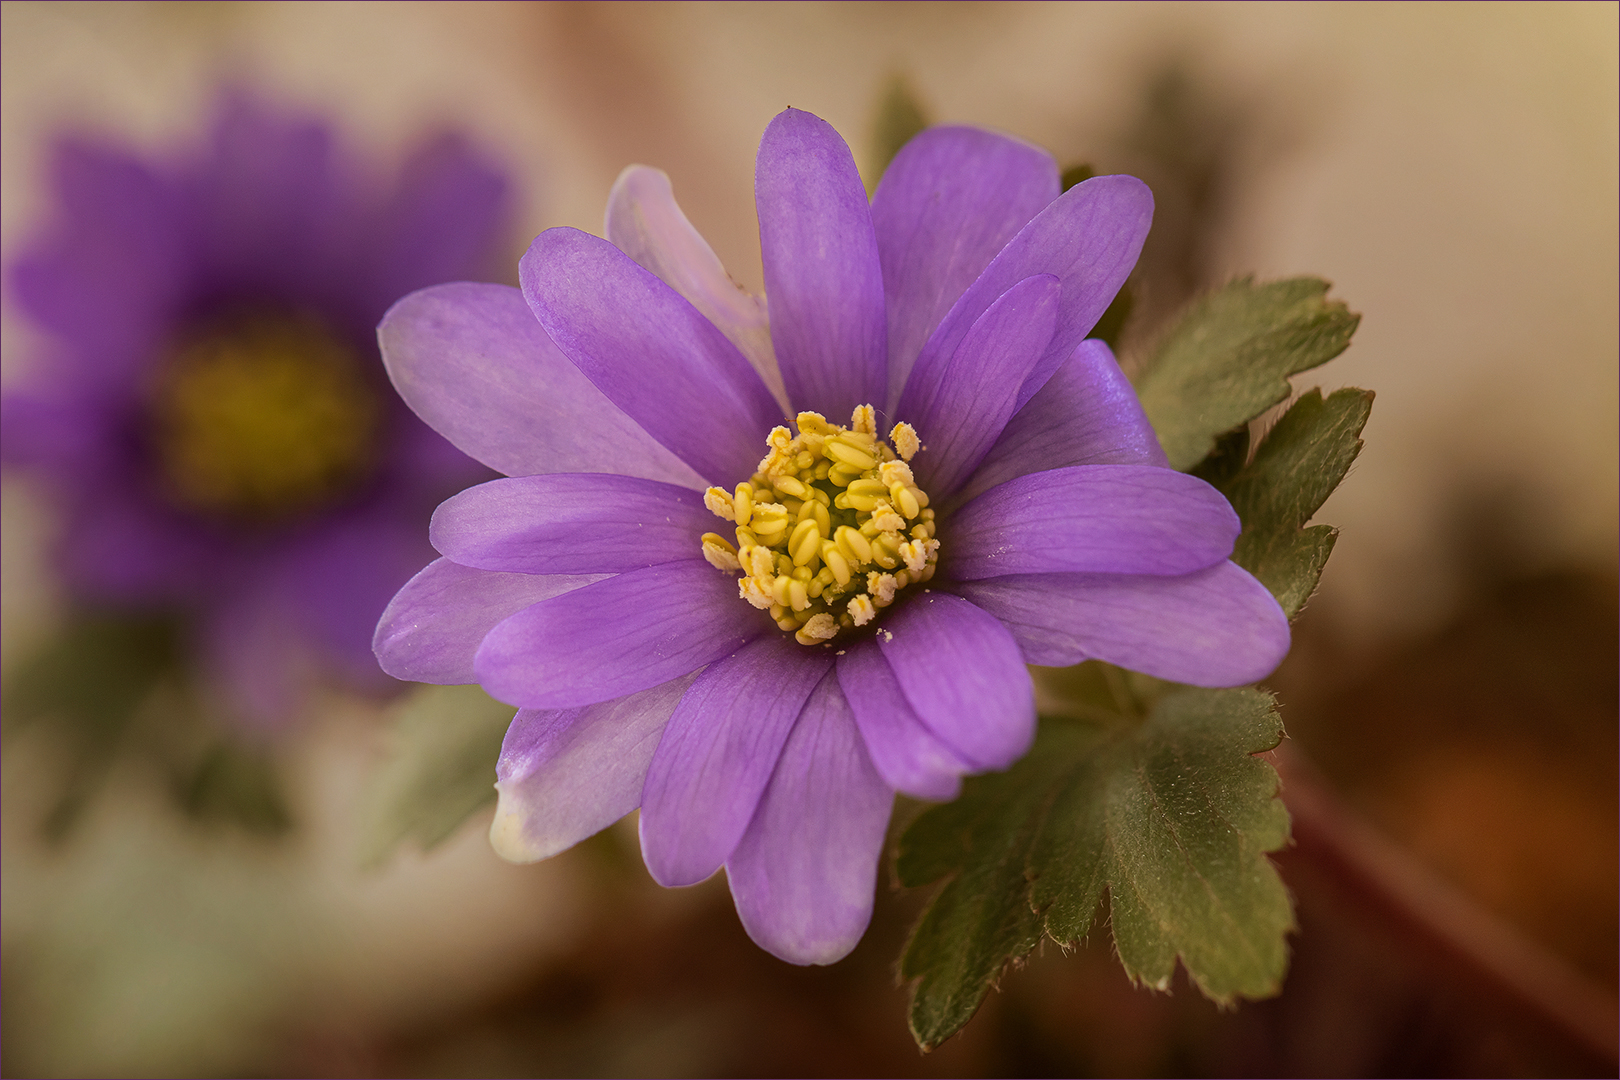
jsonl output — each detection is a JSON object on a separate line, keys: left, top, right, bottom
{"left": 700, "top": 405, "right": 939, "bottom": 646}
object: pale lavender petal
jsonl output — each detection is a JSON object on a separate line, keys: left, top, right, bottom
{"left": 755, "top": 108, "right": 886, "bottom": 418}
{"left": 953, "top": 338, "right": 1168, "bottom": 509}
{"left": 373, "top": 558, "right": 603, "bottom": 684}
{"left": 727, "top": 670, "right": 893, "bottom": 965}
{"left": 908, "top": 174, "right": 1153, "bottom": 414}
{"left": 475, "top": 560, "right": 768, "bottom": 709}
{"left": 430, "top": 474, "right": 711, "bottom": 574}
{"left": 379, "top": 282, "right": 701, "bottom": 485}
{"left": 948, "top": 465, "right": 1239, "bottom": 581}
{"left": 952, "top": 561, "right": 1291, "bottom": 686}
{"left": 835, "top": 639, "right": 972, "bottom": 802}
{"left": 896, "top": 275, "right": 1059, "bottom": 499}
{"left": 605, "top": 165, "right": 786, "bottom": 409}
{"left": 870, "top": 125, "right": 1059, "bottom": 410}
{"left": 640, "top": 636, "right": 831, "bottom": 886}
{"left": 521, "top": 228, "right": 782, "bottom": 486}
{"left": 877, "top": 592, "right": 1034, "bottom": 771}
{"left": 489, "top": 675, "right": 695, "bottom": 862}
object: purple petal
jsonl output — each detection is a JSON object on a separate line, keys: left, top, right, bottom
{"left": 948, "top": 465, "right": 1239, "bottom": 581}
{"left": 361, "top": 132, "right": 511, "bottom": 315}
{"left": 953, "top": 338, "right": 1168, "bottom": 509}
{"left": 727, "top": 670, "right": 893, "bottom": 965}
{"left": 490, "top": 676, "right": 695, "bottom": 862}
{"left": 952, "top": 561, "right": 1291, "bottom": 686}
{"left": 521, "top": 228, "right": 782, "bottom": 486}
{"left": 639, "top": 636, "right": 831, "bottom": 886}
{"left": 755, "top": 108, "right": 887, "bottom": 418}
{"left": 605, "top": 165, "right": 786, "bottom": 409}
{"left": 835, "top": 639, "right": 972, "bottom": 802}
{"left": 870, "top": 126, "right": 1059, "bottom": 410}
{"left": 897, "top": 275, "right": 1060, "bottom": 499}
{"left": 430, "top": 473, "right": 711, "bottom": 574}
{"left": 9, "top": 139, "right": 188, "bottom": 384}
{"left": 877, "top": 592, "right": 1034, "bottom": 771}
{"left": 379, "top": 282, "right": 701, "bottom": 485}
{"left": 908, "top": 174, "right": 1153, "bottom": 414}
{"left": 373, "top": 557, "right": 603, "bottom": 684}
{"left": 475, "top": 560, "right": 769, "bottom": 708}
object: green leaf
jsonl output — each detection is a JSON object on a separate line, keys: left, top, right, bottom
{"left": 171, "top": 738, "right": 293, "bottom": 836}
{"left": 2, "top": 613, "right": 183, "bottom": 838}
{"left": 357, "top": 683, "right": 515, "bottom": 867}
{"left": 1135, "top": 277, "right": 1360, "bottom": 469}
{"left": 1213, "top": 387, "right": 1374, "bottom": 618}
{"left": 867, "top": 74, "right": 931, "bottom": 186}
{"left": 898, "top": 677, "right": 1292, "bottom": 1051}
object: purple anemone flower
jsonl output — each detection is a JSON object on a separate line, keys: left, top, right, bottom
{"left": 374, "top": 108, "right": 1289, "bottom": 964}
{"left": 1, "top": 92, "right": 509, "bottom": 726}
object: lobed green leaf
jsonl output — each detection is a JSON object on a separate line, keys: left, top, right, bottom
{"left": 1135, "top": 277, "right": 1360, "bottom": 469}
{"left": 357, "top": 683, "right": 515, "bottom": 867}
{"left": 1215, "top": 387, "right": 1374, "bottom": 618}
{"left": 898, "top": 678, "right": 1292, "bottom": 1051}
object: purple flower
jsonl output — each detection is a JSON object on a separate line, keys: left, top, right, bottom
{"left": 1, "top": 92, "right": 509, "bottom": 727}
{"left": 374, "top": 108, "right": 1289, "bottom": 964}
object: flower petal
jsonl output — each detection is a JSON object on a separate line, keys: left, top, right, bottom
{"left": 475, "top": 560, "right": 769, "bottom": 708}
{"left": 908, "top": 174, "right": 1153, "bottom": 414}
{"left": 430, "top": 473, "right": 712, "bottom": 574}
{"left": 521, "top": 227, "right": 783, "bottom": 486}
{"left": 953, "top": 562, "right": 1291, "bottom": 686}
{"left": 896, "top": 274, "right": 1060, "bottom": 499}
{"left": 639, "top": 636, "right": 832, "bottom": 886}
{"left": 727, "top": 670, "right": 893, "bottom": 965}
{"left": 877, "top": 592, "right": 1034, "bottom": 771}
{"left": 379, "top": 282, "right": 702, "bottom": 485}
{"left": 948, "top": 465, "right": 1239, "bottom": 581}
{"left": 489, "top": 675, "right": 695, "bottom": 862}
{"left": 373, "top": 557, "right": 603, "bottom": 684}
{"left": 835, "top": 639, "right": 972, "bottom": 802}
{"left": 755, "top": 108, "right": 887, "bottom": 418}
{"left": 952, "top": 338, "right": 1168, "bottom": 509}
{"left": 360, "top": 132, "right": 512, "bottom": 316}
{"left": 605, "top": 165, "right": 787, "bottom": 409}
{"left": 870, "top": 125, "right": 1059, "bottom": 410}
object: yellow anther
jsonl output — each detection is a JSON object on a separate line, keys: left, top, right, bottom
{"left": 795, "top": 613, "right": 838, "bottom": 645}
{"left": 879, "top": 460, "right": 914, "bottom": 487}
{"left": 825, "top": 440, "right": 877, "bottom": 472}
{"left": 704, "top": 487, "right": 736, "bottom": 521}
{"left": 740, "top": 577, "right": 774, "bottom": 610}
{"left": 821, "top": 544, "right": 852, "bottom": 586}
{"left": 890, "top": 422, "right": 920, "bottom": 462}
{"left": 834, "top": 525, "right": 872, "bottom": 564}
{"left": 701, "top": 533, "right": 741, "bottom": 571}
{"left": 789, "top": 518, "right": 822, "bottom": 567}
{"left": 701, "top": 403, "right": 940, "bottom": 645}
{"left": 796, "top": 411, "right": 831, "bottom": 435}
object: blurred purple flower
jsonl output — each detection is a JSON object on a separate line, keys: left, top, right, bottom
{"left": 374, "top": 108, "right": 1289, "bottom": 964}
{"left": 1, "top": 91, "right": 510, "bottom": 727}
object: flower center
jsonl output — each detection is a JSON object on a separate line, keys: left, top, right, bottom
{"left": 149, "top": 310, "right": 381, "bottom": 525}
{"left": 701, "top": 404, "right": 940, "bottom": 646}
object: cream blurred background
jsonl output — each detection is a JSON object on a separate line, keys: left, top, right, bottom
{"left": 2, "top": 2, "right": 1615, "bottom": 1076}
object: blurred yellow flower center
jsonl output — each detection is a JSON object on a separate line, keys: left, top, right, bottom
{"left": 701, "top": 404, "right": 939, "bottom": 646}
{"left": 150, "top": 311, "right": 380, "bottom": 524}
